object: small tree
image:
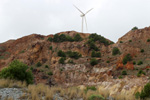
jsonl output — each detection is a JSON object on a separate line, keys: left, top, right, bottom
{"left": 90, "top": 58, "right": 98, "bottom": 66}
{"left": 122, "top": 54, "right": 132, "bottom": 65}
{"left": 59, "top": 57, "right": 66, "bottom": 64}
{"left": 57, "top": 50, "right": 66, "bottom": 57}
{"left": 36, "top": 62, "right": 42, "bottom": 67}
{"left": 74, "top": 34, "right": 83, "bottom": 41}
{"left": 112, "top": 47, "right": 120, "bottom": 55}
{"left": 0, "top": 60, "right": 33, "bottom": 84}
{"left": 91, "top": 50, "right": 101, "bottom": 57}
{"left": 132, "top": 26, "right": 138, "bottom": 31}
{"left": 122, "top": 70, "right": 127, "bottom": 75}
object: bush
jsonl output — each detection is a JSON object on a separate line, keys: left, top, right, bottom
{"left": 132, "top": 26, "right": 138, "bottom": 31}
{"left": 57, "top": 50, "right": 66, "bottom": 57}
{"left": 74, "top": 33, "right": 83, "bottom": 41}
{"left": 68, "top": 60, "right": 74, "bottom": 64}
{"left": 49, "top": 46, "right": 52, "bottom": 50}
{"left": 106, "top": 60, "right": 110, "bottom": 63}
{"left": 137, "top": 61, "right": 143, "bottom": 65}
{"left": 120, "top": 41, "right": 123, "bottom": 43}
{"left": 59, "top": 57, "right": 66, "bottom": 64}
{"left": 133, "top": 61, "right": 136, "bottom": 65}
{"left": 84, "top": 86, "right": 97, "bottom": 93}
{"left": 48, "top": 71, "right": 53, "bottom": 76}
{"left": 36, "top": 62, "right": 42, "bottom": 67}
{"left": 147, "top": 39, "right": 150, "bottom": 42}
{"left": 89, "top": 33, "right": 109, "bottom": 45}
{"left": 118, "top": 75, "right": 123, "bottom": 79}
{"left": 45, "top": 65, "right": 49, "bottom": 68}
{"left": 66, "top": 51, "right": 81, "bottom": 59}
{"left": 135, "top": 83, "right": 150, "bottom": 99}
{"left": 88, "top": 94, "right": 105, "bottom": 100}
{"left": 91, "top": 50, "right": 101, "bottom": 57}
{"left": 48, "top": 33, "right": 82, "bottom": 42}
{"left": 87, "top": 40, "right": 99, "bottom": 51}
{"left": 122, "top": 70, "right": 127, "bottom": 75}
{"left": 141, "top": 49, "right": 144, "bottom": 53}
{"left": 90, "top": 58, "right": 98, "bottom": 66}
{"left": 112, "top": 47, "right": 120, "bottom": 55}
{"left": 0, "top": 60, "right": 33, "bottom": 84}
{"left": 129, "top": 40, "right": 132, "bottom": 42}
{"left": 122, "top": 54, "right": 132, "bottom": 65}
{"left": 137, "top": 70, "right": 145, "bottom": 77}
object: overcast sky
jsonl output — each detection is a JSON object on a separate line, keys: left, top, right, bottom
{"left": 0, "top": 0, "right": 150, "bottom": 43}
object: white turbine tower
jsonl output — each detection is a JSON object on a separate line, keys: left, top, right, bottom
{"left": 74, "top": 5, "right": 93, "bottom": 33}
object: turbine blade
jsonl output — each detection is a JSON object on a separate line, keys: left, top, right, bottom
{"left": 85, "top": 8, "right": 93, "bottom": 15}
{"left": 84, "top": 16, "right": 88, "bottom": 31}
{"left": 73, "top": 5, "right": 84, "bottom": 15}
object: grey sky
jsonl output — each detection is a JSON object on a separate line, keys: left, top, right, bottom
{"left": 0, "top": 0, "right": 150, "bottom": 43}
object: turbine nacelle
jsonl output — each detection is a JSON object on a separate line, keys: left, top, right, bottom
{"left": 80, "top": 14, "right": 85, "bottom": 17}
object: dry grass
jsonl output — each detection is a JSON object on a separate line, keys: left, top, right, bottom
{"left": 0, "top": 79, "right": 26, "bottom": 88}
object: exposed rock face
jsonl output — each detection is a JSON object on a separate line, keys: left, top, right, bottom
{"left": 0, "top": 27, "right": 150, "bottom": 86}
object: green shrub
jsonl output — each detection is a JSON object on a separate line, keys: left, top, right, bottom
{"left": 74, "top": 33, "right": 83, "bottom": 41}
{"left": 112, "top": 47, "right": 120, "bottom": 55}
{"left": 68, "top": 60, "right": 74, "bottom": 64}
{"left": 48, "top": 33, "right": 82, "bottom": 42}
{"left": 129, "top": 40, "right": 132, "bottom": 42}
{"left": 133, "top": 61, "right": 136, "bottom": 65}
{"left": 137, "top": 61, "right": 143, "bottom": 65}
{"left": 89, "top": 33, "right": 109, "bottom": 45}
{"left": 87, "top": 40, "right": 99, "bottom": 51}
{"left": 122, "top": 70, "right": 127, "bottom": 75}
{"left": 118, "top": 75, "right": 123, "bottom": 79}
{"left": 49, "top": 46, "right": 53, "bottom": 50}
{"left": 91, "top": 50, "right": 101, "bottom": 57}
{"left": 135, "top": 83, "right": 150, "bottom": 99}
{"left": 141, "top": 49, "right": 144, "bottom": 53}
{"left": 30, "top": 67, "right": 33, "bottom": 71}
{"left": 120, "top": 41, "right": 123, "bottom": 43}
{"left": 147, "top": 39, "right": 150, "bottom": 42}
{"left": 137, "top": 70, "right": 145, "bottom": 77}
{"left": 106, "top": 60, "right": 110, "bottom": 63}
{"left": 48, "top": 71, "right": 53, "bottom": 76}
{"left": 45, "top": 65, "right": 49, "bottom": 68}
{"left": 59, "top": 57, "right": 66, "bottom": 64}
{"left": 36, "top": 62, "right": 42, "bottom": 67}
{"left": 122, "top": 54, "right": 132, "bottom": 65}
{"left": 66, "top": 51, "right": 81, "bottom": 59}
{"left": 0, "top": 60, "right": 33, "bottom": 84}
{"left": 90, "top": 58, "right": 98, "bottom": 66}
{"left": 88, "top": 94, "right": 105, "bottom": 100}
{"left": 84, "top": 86, "right": 97, "bottom": 93}
{"left": 57, "top": 50, "right": 66, "bottom": 57}
{"left": 132, "top": 26, "right": 138, "bottom": 31}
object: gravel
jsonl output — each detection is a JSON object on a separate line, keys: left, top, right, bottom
{"left": 0, "top": 88, "right": 24, "bottom": 100}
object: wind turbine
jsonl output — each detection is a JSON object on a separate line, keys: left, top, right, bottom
{"left": 74, "top": 5, "right": 93, "bottom": 33}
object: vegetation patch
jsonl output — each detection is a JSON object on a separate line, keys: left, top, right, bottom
{"left": 91, "top": 50, "right": 101, "bottom": 57}
{"left": 135, "top": 83, "right": 150, "bottom": 99}
{"left": 137, "top": 61, "right": 143, "bottom": 65}
{"left": 132, "top": 26, "right": 138, "bottom": 31}
{"left": 140, "top": 49, "right": 144, "bottom": 53}
{"left": 122, "top": 54, "right": 132, "bottom": 65}
{"left": 112, "top": 47, "right": 120, "bottom": 55}
{"left": 122, "top": 70, "right": 127, "bottom": 75}
{"left": 137, "top": 70, "right": 145, "bottom": 77}
{"left": 88, "top": 94, "right": 105, "bottom": 100}
{"left": 36, "top": 62, "right": 42, "bottom": 67}
{"left": 57, "top": 50, "right": 66, "bottom": 57}
{"left": 59, "top": 57, "right": 66, "bottom": 64}
{"left": 66, "top": 51, "right": 82, "bottom": 59}
{"left": 88, "top": 33, "right": 110, "bottom": 45}
{"left": 0, "top": 60, "right": 33, "bottom": 84}
{"left": 48, "top": 33, "right": 83, "bottom": 42}
{"left": 90, "top": 58, "right": 98, "bottom": 66}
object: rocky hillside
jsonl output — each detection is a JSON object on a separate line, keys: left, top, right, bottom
{"left": 0, "top": 27, "right": 150, "bottom": 87}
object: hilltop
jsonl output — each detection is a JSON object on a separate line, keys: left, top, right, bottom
{"left": 0, "top": 27, "right": 150, "bottom": 88}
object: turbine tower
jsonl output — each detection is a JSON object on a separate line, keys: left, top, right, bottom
{"left": 74, "top": 5, "right": 93, "bottom": 33}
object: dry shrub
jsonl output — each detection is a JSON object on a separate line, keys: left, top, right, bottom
{"left": 0, "top": 79, "right": 26, "bottom": 88}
